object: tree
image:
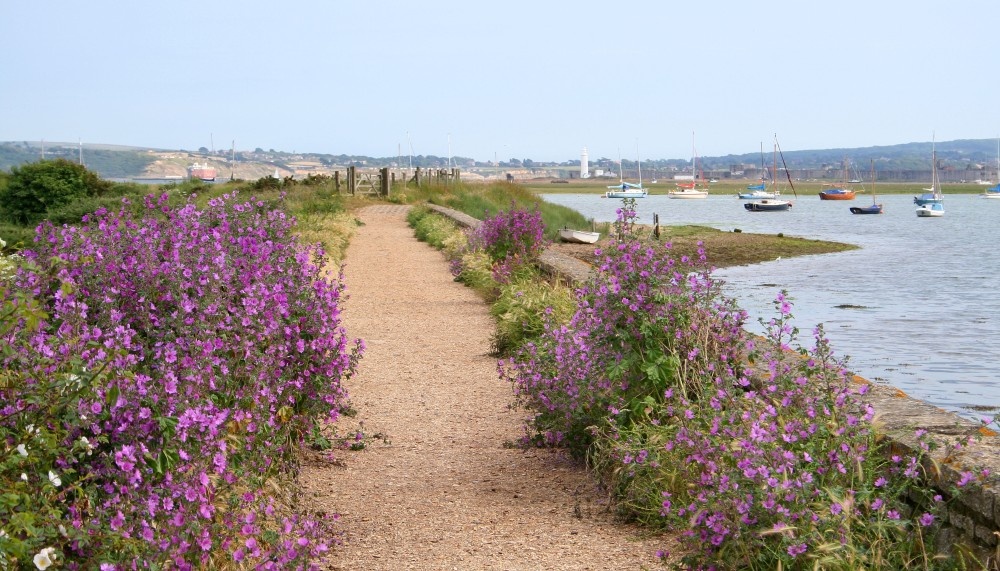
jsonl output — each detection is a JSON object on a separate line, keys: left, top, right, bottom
{"left": 0, "top": 159, "right": 111, "bottom": 225}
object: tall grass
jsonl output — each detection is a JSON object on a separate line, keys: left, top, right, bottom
{"left": 401, "top": 181, "right": 593, "bottom": 241}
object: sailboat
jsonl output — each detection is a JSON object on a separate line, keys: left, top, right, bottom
{"left": 745, "top": 136, "right": 794, "bottom": 212}
{"left": 738, "top": 142, "right": 776, "bottom": 199}
{"left": 668, "top": 132, "right": 709, "bottom": 199}
{"left": 818, "top": 157, "right": 857, "bottom": 200}
{"left": 605, "top": 146, "right": 648, "bottom": 198}
{"left": 850, "top": 159, "right": 883, "bottom": 214}
{"left": 982, "top": 137, "right": 1000, "bottom": 199}
{"left": 913, "top": 138, "right": 943, "bottom": 206}
{"left": 915, "top": 137, "right": 944, "bottom": 217}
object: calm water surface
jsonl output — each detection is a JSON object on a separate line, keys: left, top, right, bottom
{"left": 541, "top": 192, "right": 1000, "bottom": 422}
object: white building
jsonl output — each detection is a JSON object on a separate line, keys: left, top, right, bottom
{"left": 580, "top": 147, "right": 590, "bottom": 179}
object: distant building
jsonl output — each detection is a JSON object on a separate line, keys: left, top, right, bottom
{"left": 580, "top": 147, "right": 590, "bottom": 179}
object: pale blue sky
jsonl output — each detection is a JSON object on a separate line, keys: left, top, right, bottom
{"left": 3, "top": 0, "right": 997, "bottom": 163}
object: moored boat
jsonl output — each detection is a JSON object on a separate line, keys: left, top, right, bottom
{"left": 558, "top": 228, "right": 601, "bottom": 244}
{"left": 914, "top": 138, "right": 944, "bottom": 216}
{"left": 916, "top": 202, "right": 944, "bottom": 217}
{"left": 738, "top": 182, "right": 775, "bottom": 200}
{"left": 187, "top": 162, "right": 217, "bottom": 182}
{"left": 818, "top": 186, "right": 856, "bottom": 200}
{"left": 982, "top": 138, "right": 1000, "bottom": 199}
{"left": 668, "top": 132, "right": 709, "bottom": 199}
{"left": 745, "top": 136, "right": 795, "bottom": 212}
{"left": 744, "top": 198, "right": 791, "bottom": 212}
{"left": 605, "top": 182, "right": 648, "bottom": 199}
{"left": 819, "top": 157, "right": 857, "bottom": 200}
{"left": 850, "top": 160, "right": 883, "bottom": 214}
{"left": 667, "top": 185, "right": 709, "bottom": 199}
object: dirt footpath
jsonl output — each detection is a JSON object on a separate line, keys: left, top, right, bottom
{"left": 302, "top": 205, "right": 670, "bottom": 570}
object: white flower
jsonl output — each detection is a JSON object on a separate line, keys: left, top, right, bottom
{"left": 79, "top": 436, "right": 94, "bottom": 455}
{"left": 48, "top": 470, "right": 61, "bottom": 487}
{"left": 20, "top": 473, "right": 28, "bottom": 481}
{"left": 16, "top": 443, "right": 28, "bottom": 456}
{"left": 26, "top": 424, "right": 36, "bottom": 435}
{"left": 0, "top": 528, "right": 8, "bottom": 538}
{"left": 33, "top": 547, "right": 57, "bottom": 569}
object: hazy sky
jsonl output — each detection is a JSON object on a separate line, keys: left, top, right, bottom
{"left": 3, "top": 1, "right": 998, "bottom": 163}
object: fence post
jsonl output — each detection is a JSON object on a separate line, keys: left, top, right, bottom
{"left": 334, "top": 170, "right": 341, "bottom": 192}
{"left": 379, "top": 167, "right": 390, "bottom": 197}
{"left": 347, "top": 165, "right": 356, "bottom": 195}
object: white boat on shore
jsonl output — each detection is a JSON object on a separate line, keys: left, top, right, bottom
{"left": 558, "top": 228, "right": 601, "bottom": 244}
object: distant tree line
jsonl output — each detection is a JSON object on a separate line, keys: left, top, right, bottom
{"left": 5, "top": 139, "right": 1000, "bottom": 179}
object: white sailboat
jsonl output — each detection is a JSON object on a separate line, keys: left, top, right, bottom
{"left": 668, "top": 132, "right": 709, "bottom": 199}
{"left": 605, "top": 145, "right": 648, "bottom": 198}
{"left": 915, "top": 138, "right": 944, "bottom": 217}
{"left": 738, "top": 142, "right": 776, "bottom": 199}
{"left": 982, "top": 137, "right": 1000, "bottom": 199}
{"left": 914, "top": 137, "right": 943, "bottom": 207}
{"left": 745, "top": 137, "right": 794, "bottom": 212}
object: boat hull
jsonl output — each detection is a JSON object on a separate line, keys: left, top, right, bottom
{"left": 744, "top": 199, "right": 791, "bottom": 212}
{"left": 667, "top": 190, "right": 708, "bottom": 199}
{"left": 605, "top": 191, "right": 647, "bottom": 199}
{"left": 737, "top": 191, "right": 775, "bottom": 199}
{"left": 558, "top": 229, "right": 601, "bottom": 244}
{"left": 850, "top": 204, "right": 883, "bottom": 214}
{"left": 187, "top": 162, "right": 217, "bottom": 182}
{"left": 915, "top": 203, "right": 945, "bottom": 217}
{"left": 819, "top": 190, "right": 856, "bottom": 200}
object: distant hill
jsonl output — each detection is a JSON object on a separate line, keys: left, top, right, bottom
{"left": 3, "top": 138, "right": 999, "bottom": 179}
{"left": 699, "top": 139, "right": 1000, "bottom": 171}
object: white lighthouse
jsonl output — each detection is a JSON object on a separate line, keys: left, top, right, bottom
{"left": 580, "top": 147, "right": 590, "bottom": 179}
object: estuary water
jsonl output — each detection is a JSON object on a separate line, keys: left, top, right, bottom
{"left": 540, "top": 192, "right": 1000, "bottom": 422}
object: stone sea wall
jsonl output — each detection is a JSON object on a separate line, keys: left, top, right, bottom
{"left": 426, "top": 203, "right": 1000, "bottom": 562}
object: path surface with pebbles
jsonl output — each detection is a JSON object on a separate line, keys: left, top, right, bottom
{"left": 301, "top": 204, "right": 672, "bottom": 570}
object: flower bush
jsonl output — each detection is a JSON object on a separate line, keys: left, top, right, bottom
{"left": 466, "top": 203, "right": 547, "bottom": 284}
{"left": 501, "top": 202, "right": 974, "bottom": 569}
{"left": 0, "top": 193, "right": 362, "bottom": 569}
{"left": 0, "top": 237, "right": 19, "bottom": 281}
{"left": 500, "top": 201, "right": 744, "bottom": 457}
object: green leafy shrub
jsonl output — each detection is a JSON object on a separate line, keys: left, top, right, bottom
{"left": 0, "top": 159, "right": 112, "bottom": 225}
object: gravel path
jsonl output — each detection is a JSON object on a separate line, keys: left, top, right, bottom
{"left": 302, "top": 205, "right": 670, "bottom": 570}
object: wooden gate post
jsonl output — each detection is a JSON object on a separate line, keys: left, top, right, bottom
{"left": 347, "top": 166, "right": 356, "bottom": 195}
{"left": 379, "top": 167, "right": 390, "bottom": 197}
{"left": 334, "top": 170, "right": 341, "bottom": 192}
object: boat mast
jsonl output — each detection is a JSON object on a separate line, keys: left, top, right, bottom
{"left": 931, "top": 135, "right": 939, "bottom": 198}
{"left": 636, "top": 140, "right": 642, "bottom": 187}
{"left": 759, "top": 141, "right": 765, "bottom": 182}
{"left": 870, "top": 159, "right": 876, "bottom": 204}
{"left": 775, "top": 135, "right": 797, "bottom": 198}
